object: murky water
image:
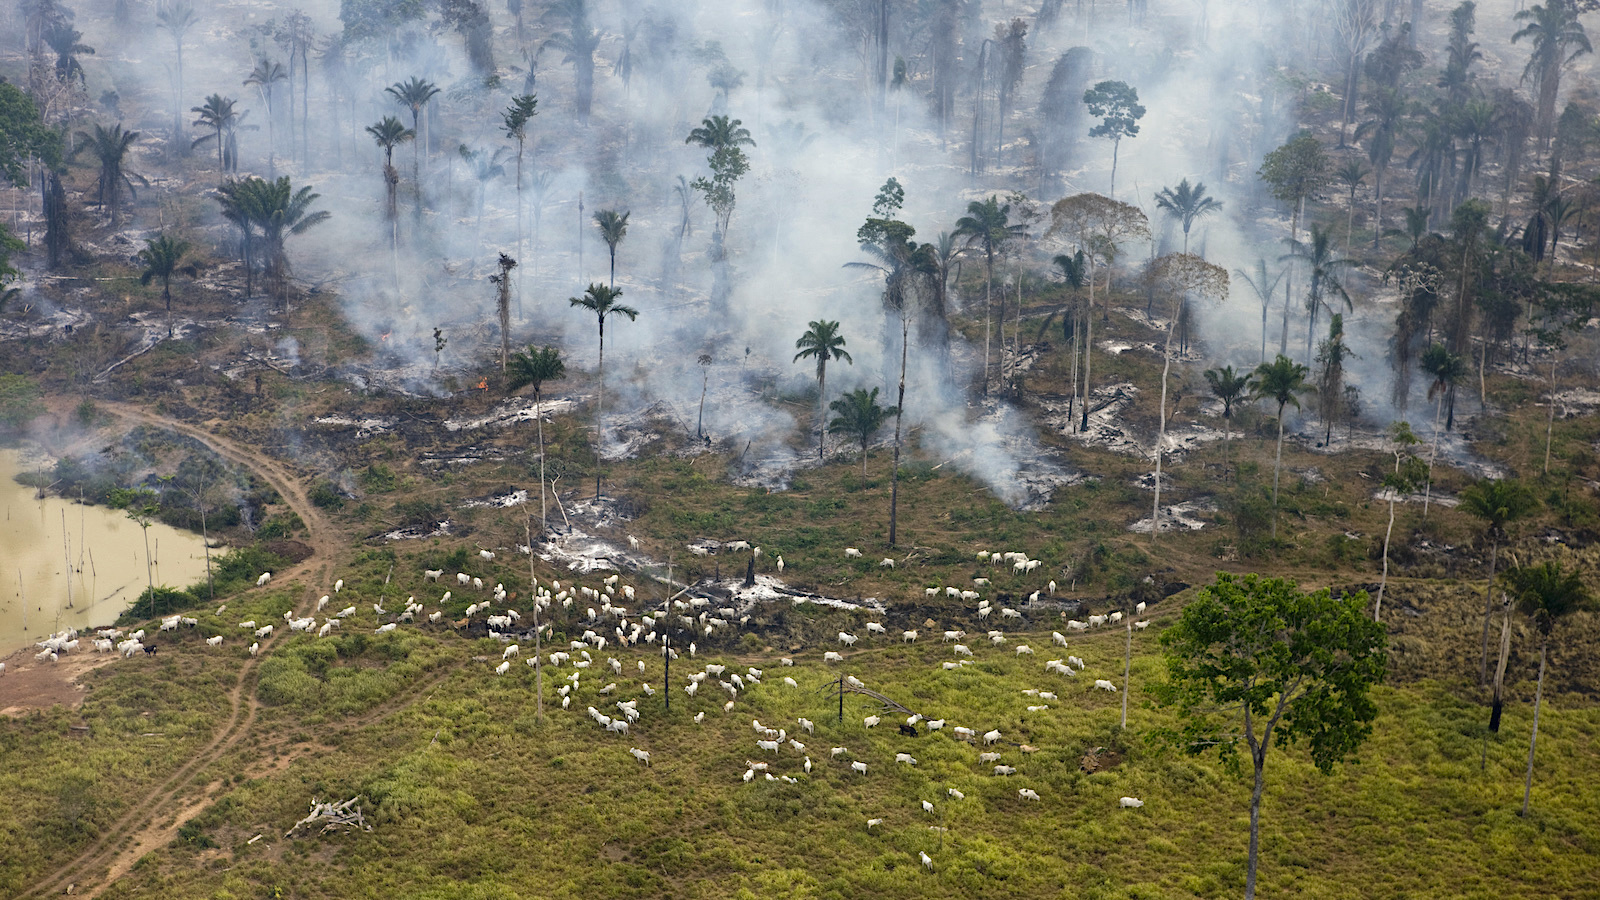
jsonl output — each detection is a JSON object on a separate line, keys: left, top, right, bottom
{"left": 0, "top": 449, "right": 214, "bottom": 657}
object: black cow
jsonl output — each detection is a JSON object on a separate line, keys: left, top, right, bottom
{"left": 898, "top": 723, "right": 919, "bottom": 737}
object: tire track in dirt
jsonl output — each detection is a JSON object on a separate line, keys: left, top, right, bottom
{"left": 20, "top": 406, "right": 337, "bottom": 899}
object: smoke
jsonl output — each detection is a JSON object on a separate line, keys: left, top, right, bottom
{"left": 33, "top": 0, "right": 1554, "bottom": 504}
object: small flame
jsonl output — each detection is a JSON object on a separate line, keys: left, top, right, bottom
{"left": 478, "top": 378, "right": 489, "bottom": 392}
{"left": 381, "top": 331, "right": 391, "bottom": 342}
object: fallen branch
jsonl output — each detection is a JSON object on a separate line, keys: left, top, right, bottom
{"left": 285, "top": 796, "right": 372, "bottom": 837}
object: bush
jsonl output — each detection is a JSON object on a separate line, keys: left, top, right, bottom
{"left": 118, "top": 585, "right": 200, "bottom": 622}
{"left": 359, "top": 463, "right": 398, "bottom": 493}
{"left": 309, "top": 479, "right": 345, "bottom": 509}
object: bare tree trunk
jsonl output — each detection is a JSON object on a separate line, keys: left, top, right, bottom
{"left": 982, "top": 252, "right": 993, "bottom": 396}
{"left": 1520, "top": 641, "right": 1547, "bottom": 817}
{"left": 1479, "top": 534, "right": 1498, "bottom": 685}
{"left": 1246, "top": 752, "right": 1266, "bottom": 900}
{"left": 889, "top": 313, "right": 908, "bottom": 545}
{"left": 1376, "top": 495, "right": 1394, "bottom": 621}
{"left": 537, "top": 390, "right": 547, "bottom": 533}
{"left": 1490, "top": 599, "right": 1511, "bottom": 733}
{"left": 526, "top": 519, "right": 542, "bottom": 724}
{"left": 596, "top": 320, "right": 605, "bottom": 499}
{"left": 1152, "top": 294, "right": 1181, "bottom": 543}
{"left": 1120, "top": 620, "right": 1131, "bottom": 728}
{"left": 1271, "top": 402, "right": 1286, "bottom": 539}
{"left": 1544, "top": 356, "right": 1558, "bottom": 475}
{"left": 1080, "top": 263, "right": 1096, "bottom": 432}
{"left": 1424, "top": 391, "right": 1443, "bottom": 519}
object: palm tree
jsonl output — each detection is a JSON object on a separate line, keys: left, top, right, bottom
{"left": 385, "top": 77, "right": 440, "bottom": 218}
{"left": 1282, "top": 225, "right": 1354, "bottom": 366}
{"left": 1460, "top": 478, "right": 1539, "bottom": 684}
{"left": 793, "top": 320, "right": 853, "bottom": 462}
{"left": 1356, "top": 86, "right": 1407, "bottom": 248}
{"left": 953, "top": 196, "right": 1025, "bottom": 395}
{"left": 593, "top": 209, "right": 629, "bottom": 288}
{"left": 1334, "top": 159, "right": 1368, "bottom": 250}
{"left": 244, "top": 58, "right": 287, "bottom": 175}
{"left": 1250, "top": 354, "right": 1310, "bottom": 539}
{"left": 1234, "top": 259, "right": 1285, "bottom": 363}
{"left": 1501, "top": 561, "right": 1591, "bottom": 817}
{"left": 1204, "top": 365, "right": 1252, "bottom": 475}
{"left": 507, "top": 345, "right": 566, "bottom": 534}
{"left": 73, "top": 123, "right": 145, "bottom": 224}
{"left": 502, "top": 94, "right": 538, "bottom": 308}
{"left": 829, "top": 387, "right": 898, "bottom": 478}
{"left": 1419, "top": 343, "right": 1467, "bottom": 518}
{"left": 156, "top": 2, "right": 197, "bottom": 157}
{"left": 43, "top": 21, "right": 92, "bottom": 87}
{"left": 191, "top": 94, "right": 246, "bottom": 176}
{"left": 365, "top": 116, "right": 414, "bottom": 232}
{"left": 1154, "top": 178, "right": 1222, "bottom": 254}
{"left": 1452, "top": 98, "right": 1497, "bottom": 205}
{"left": 215, "top": 178, "right": 258, "bottom": 298}
{"left": 568, "top": 283, "right": 638, "bottom": 498}
{"left": 138, "top": 234, "right": 191, "bottom": 337}
{"left": 685, "top": 115, "right": 755, "bottom": 150}
{"left": 542, "top": 0, "right": 601, "bottom": 124}
{"left": 234, "top": 176, "right": 330, "bottom": 308}
{"left": 1512, "top": 0, "right": 1593, "bottom": 148}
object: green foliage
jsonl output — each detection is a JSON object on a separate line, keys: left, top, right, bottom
{"left": 1083, "top": 80, "right": 1145, "bottom": 142}
{"left": 1257, "top": 131, "right": 1331, "bottom": 209}
{"left": 309, "top": 479, "right": 345, "bottom": 509}
{"left": 339, "top": 0, "right": 426, "bottom": 43}
{"left": 0, "top": 79, "right": 62, "bottom": 185}
{"left": 359, "top": 463, "right": 397, "bottom": 492}
{"left": 0, "top": 373, "right": 41, "bottom": 433}
{"left": 1154, "top": 573, "right": 1388, "bottom": 775}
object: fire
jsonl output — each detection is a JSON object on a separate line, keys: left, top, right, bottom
{"left": 381, "top": 331, "right": 391, "bottom": 342}
{"left": 478, "top": 378, "right": 488, "bottom": 391}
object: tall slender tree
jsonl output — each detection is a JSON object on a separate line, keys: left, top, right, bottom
{"left": 542, "top": 0, "right": 601, "bottom": 124}
{"left": 1419, "top": 343, "right": 1467, "bottom": 518}
{"left": 1459, "top": 479, "right": 1538, "bottom": 684}
{"left": 385, "top": 77, "right": 440, "bottom": 219}
{"left": 1234, "top": 259, "right": 1285, "bottom": 363}
{"left": 490, "top": 253, "right": 517, "bottom": 373}
{"left": 593, "top": 209, "right": 630, "bottom": 288}
{"left": 1083, "top": 80, "right": 1145, "bottom": 198}
{"left": 1512, "top": 0, "right": 1592, "bottom": 148}
{"left": 793, "top": 320, "right": 852, "bottom": 462}
{"left": 828, "top": 387, "right": 897, "bottom": 478}
{"left": 508, "top": 345, "right": 566, "bottom": 534}
{"left": 1282, "top": 224, "right": 1355, "bottom": 366}
{"left": 244, "top": 58, "right": 287, "bottom": 175}
{"left": 1501, "top": 561, "right": 1590, "bottom": 817}
{"left": 502, "top": 94, "right": 538, "bottom": 307}
{"left": 1251, "top": 355, "right": 1310, "bottom": 539}
{"left": 156, "top": 2, "right": 196, "bottom": 158}
{"left": 138, "top": 234, "right": 191, "bottom": 338}
{"left": 73, "top": 123, "right": 145, "bottom": 224}
{"left": 953, "top": 196, "right": 1025, "bottom": 395}
{"left": 365, "top": 116, "right": 413, "bottom": 246}
{"left": 1204, "top": 365, "right": 1252, "bottom": 475}
{"left": 568, "top": 283, "right": 638, "bottom": 498}
{"left": 1375, "top": 422, "right": 1423, "bottom": 621}
{"left": 1154, "top": 178, "right": 1222, "bottom": 254}
{"left": 191, "top": 94, "right": 247, "bottom": 176}
{"left": 1334, "top": 159, "right": 1368, "bottom": 250}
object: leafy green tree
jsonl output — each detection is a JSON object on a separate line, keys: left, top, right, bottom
{"left": 385, "top": 76, "right": 439, "bottom": 217}
{"left": 542, "top": 0, "right": 601, "bottom": 124}
{"left": 953, "top": 195, "right": 1025, "bottom": 395}
{"left": 508, "top": 345, "right": 566, "bottom": 533}
{"left": 219, "top": 176, "right": 330, "bottom": 308}
{"left": 156, "top": 2, "right": 197, "bottom": 156}
{"left": 0, "top": 373, "right": 41, "bottom": 432}
{"left": 1258, "top": 132, "right": 1330, "bottom": 353}
{"left": 109, "top": 486, "right": 163, "bottom": 612}
{"left": 1154, "top": 178, "right": 1221, "bottom": 254}
{"left": 1512, "top": 0, "right": 1592, "bottom": 147}
{"left": 1250, "top": 354, "right": 1311, "bottom": 539}
{"left": 1082, "top": 80, "right": 1145, "bottom": 198}
{"left": 1155, "top": 573, "right": 1387, "bottom": 900}
{"left": 1501, "top": 560, "right": 1591, "bottom": 816}
{"left": 593, "top": 209, "right": 629, "bottom": 288}
{"left": 1375, "top": 421, "right": 1424, "bottom": 620}
{"left": 1459, "top": 478, "right": 1538, "bottom": 682}
{"left": 829, "top": 387, "right": 897, "bottom": 477}
{"left": 793, "top": 320, "right": 852, "bottom": 462}
{"left": 244, "top": 58, "right": 287, "bottom": 175}
{"left": 138, "top": 234, "right": 192, "bottom": 337}
{"left": 1204, "top": 365, "right": 1252, "bottom": 473}
{"left": 687, "top": 117, "right": 754, "bottom": 245}
{"left": 568, "top": 283, "right": 638, "bottom": 498}
{"left": 73, "top": 123, "right": 146, "bottom": 224}
{"left": 0, "top": 80, "right": 61, "bottom": 187}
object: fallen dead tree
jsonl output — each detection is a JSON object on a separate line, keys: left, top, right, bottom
{"left": 285, "top": 797, "right": 372, "bottom": 837}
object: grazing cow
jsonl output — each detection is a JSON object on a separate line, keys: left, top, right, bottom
{"left": 897, "top": 723, "right": 919, "bottom": 738}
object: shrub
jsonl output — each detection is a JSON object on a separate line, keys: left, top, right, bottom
{"left": 309, "top": 479, "right": 345, "bottom": 509}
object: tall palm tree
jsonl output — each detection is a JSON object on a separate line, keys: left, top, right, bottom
{"left": 156, "top": 2, "right": 196, "bottom": 157}
{"left": 385, "top": 77, "right": 440, "bottom": 218}
{"left": 43, "top": 21, "right": 92, "bottom": 87}
{"left": 502, "top": 94, "right": 538, "bottom": 308}
{"left": 191, "top": 94, "right": 246, "bottom": 176}
{"left": 1234, "top": 259, "right": 1285, "bottom": 363}
{"left": 1452, "top": 98, "right": 1498, "bottom": 205}
{"left": 507, "top": 345, "right": 566, "bottom": 534}
{"left": 1460, "top": 478, "right": 1539, "bottom": 684}
{"left": 568, "top": 283, "right": 638, "bottom": 498}
{"left": 244, "top": 58, "right": 287, "bottom": 175}
{"left": 1154, "top": 178, "right": 1222, "bottom": 254}
{"left": 1334, "top": 159, "right": 1368, "bottom": 250}
{"left": 1419, "top": 343, "right": 1467, "bottom": 519}
{"left": 138, "top": 234, "right": 191, "bottom": 337}
{"left": 541, "top": 0, "right": 601, "bottom": 124}
{"left": 73, "top": 123, "right": 145, "bottom": 223}
{"left": 1250, "top": 354, "right": 1310, "bottom": 539}
{"left": 1512, "top": 0, "right": 1592, "bottom": 148}
{"left": 1501, "top": 561, "right": 1591, "bottom": 817}
{"left": 829, "top": 387, "right": 897, "bottom": 478}
{"left": 593, "top": 209, "right": 629, "bottom": 288}
{"left": 462, "top": 146, "right": 506, "bottom": 250}
{"left": 953, "top": 196, "right": 1025, "bottom": 395}
{"left": 1356, "top": 86, "right": 1407, "bottom": 248}
{"left": 793, "top": 320, "right": 852, "bottom": 462}
{"left": 1204, "top": 365, "right": 1252, "bottom": 474}
{"left": 1282, "top": 225, "right": 1354, "bottom": 366}
{"left": 215, "top": 178, "right": 258, "bottom": 298}
{"left": 365, "top": 116, "right": 413, "bottom": 235}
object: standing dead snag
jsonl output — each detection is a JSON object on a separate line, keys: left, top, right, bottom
{"left": 285, "top": 797, "right": 372, "bottom": 837}
{"left": 490, "top": 253, "right": 518, "bottom": 374}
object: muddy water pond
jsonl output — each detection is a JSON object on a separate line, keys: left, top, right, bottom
{"left": 0, "top": 449, "right": 213, "bottom": 658}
